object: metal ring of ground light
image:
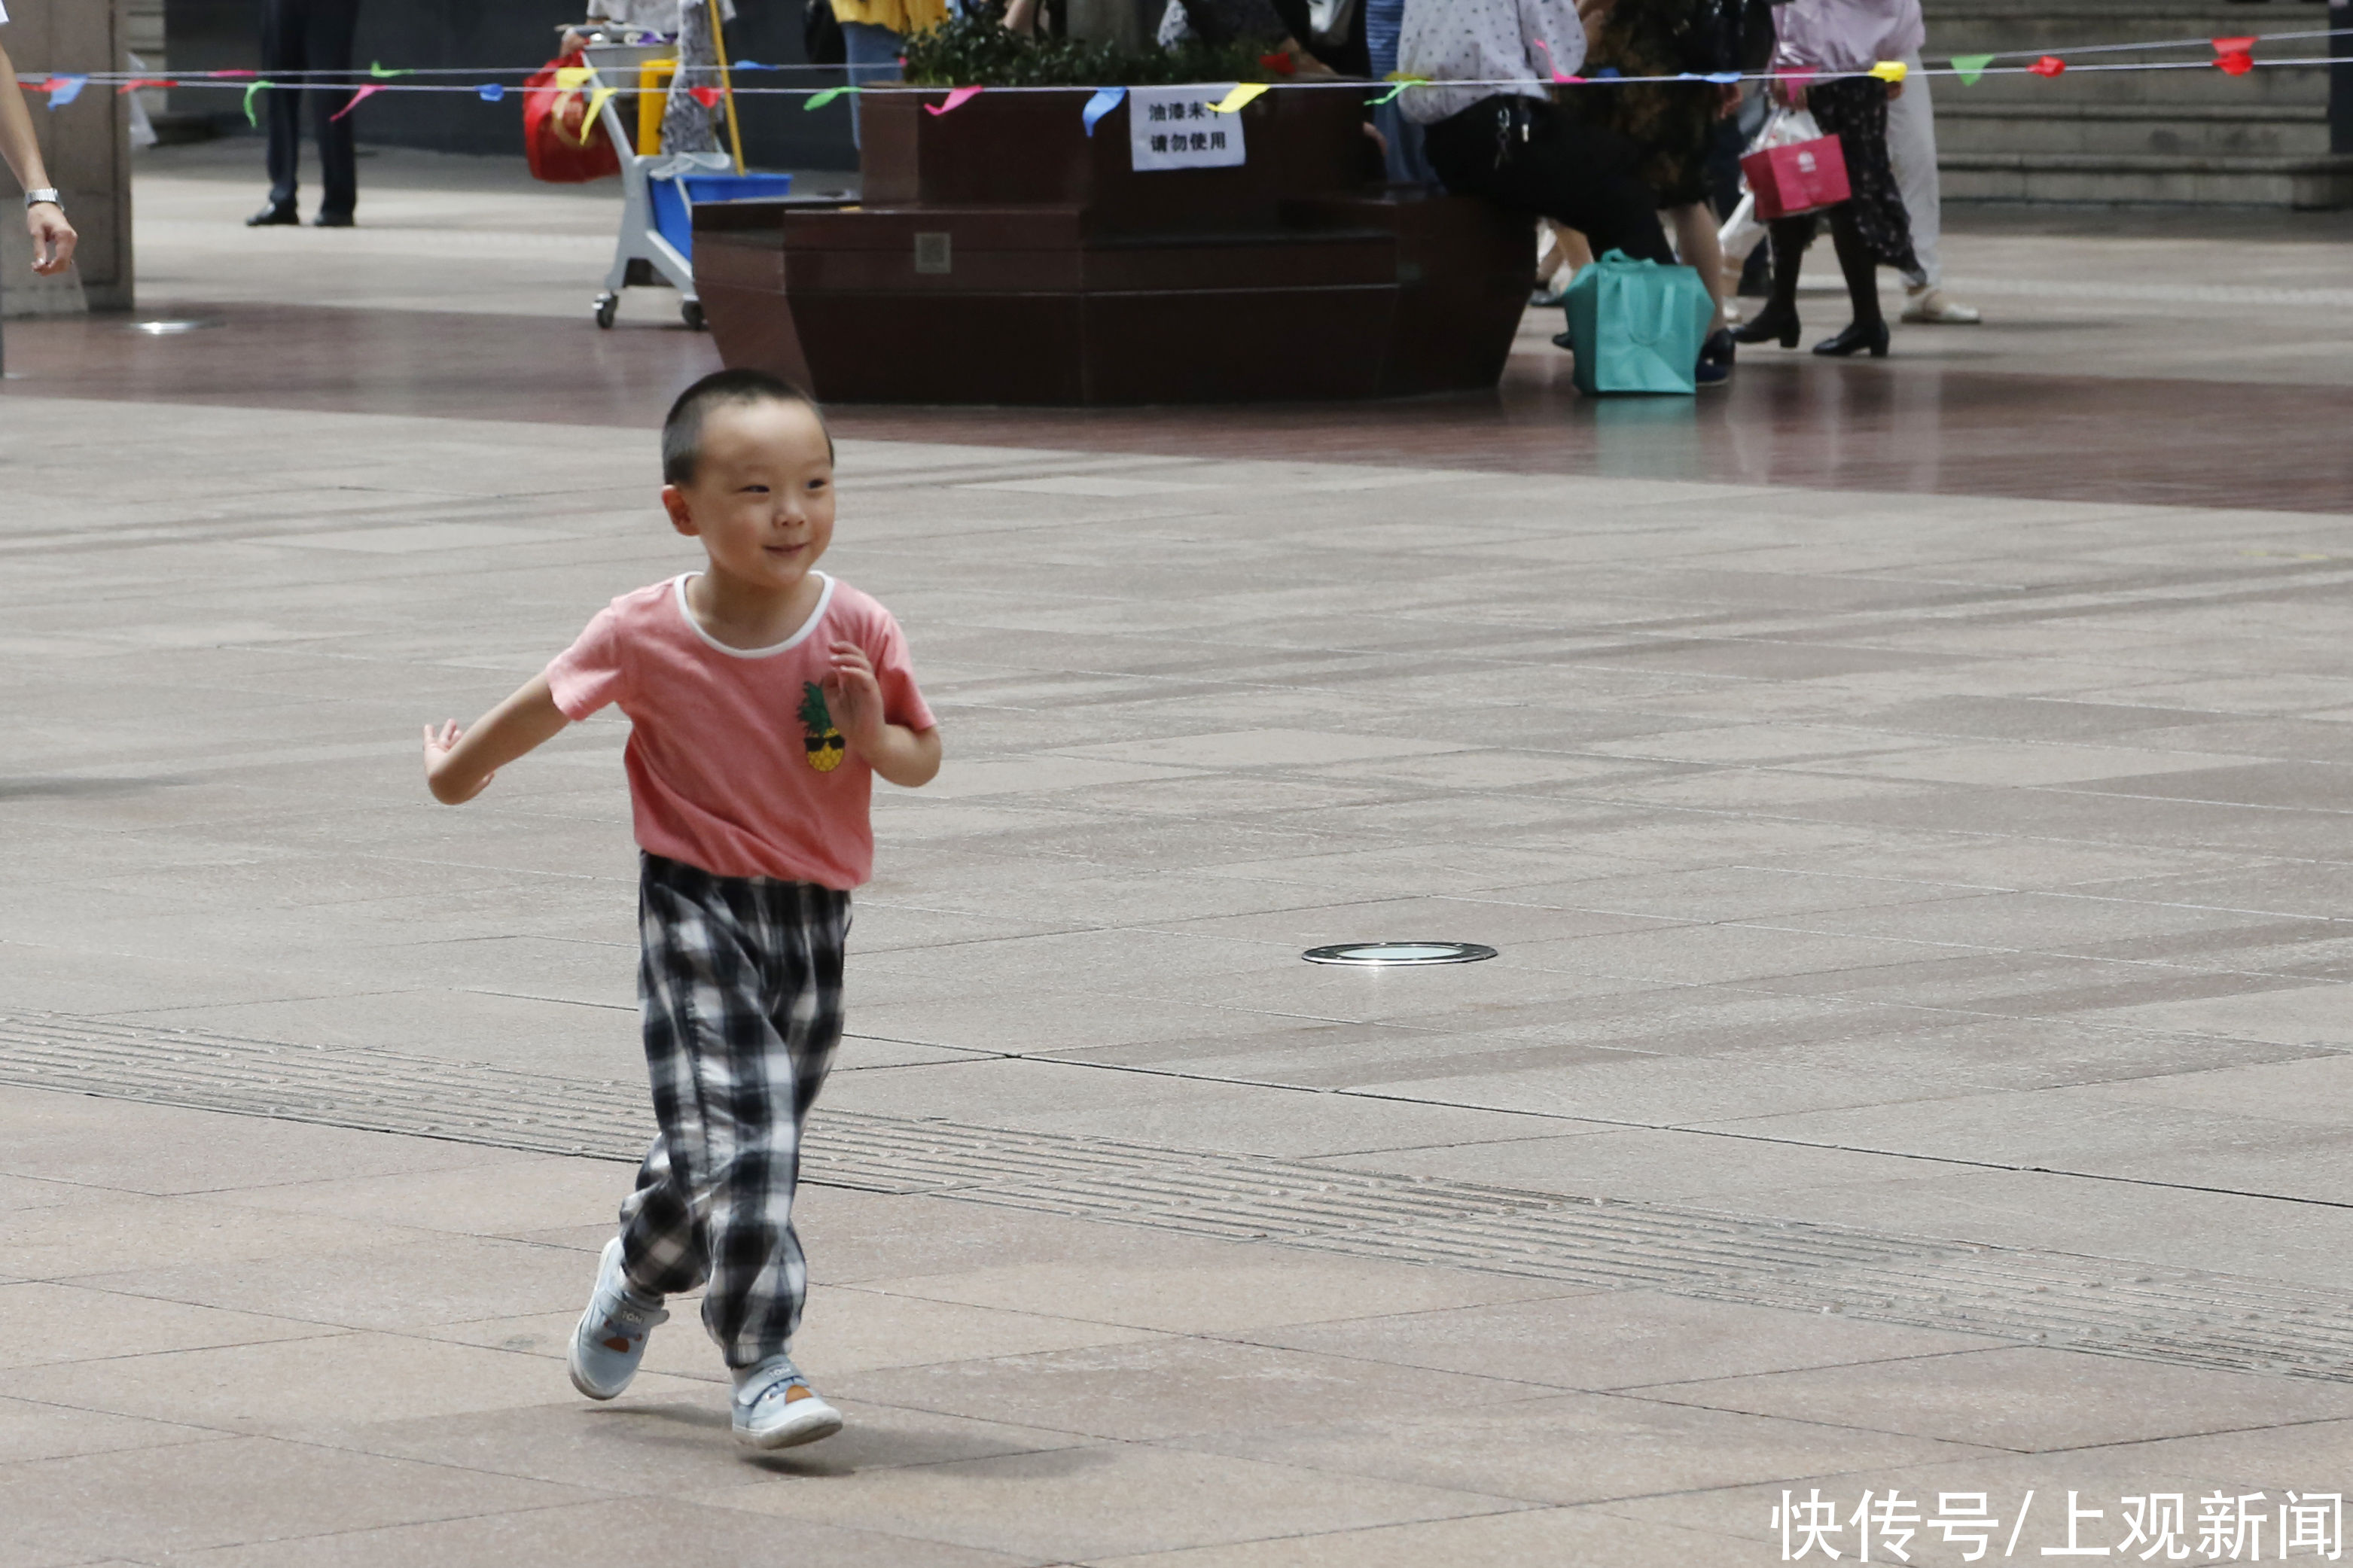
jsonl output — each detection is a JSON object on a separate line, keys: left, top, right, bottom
{"left": 1302, "top": 942, "right": 1498, "bottom": 967}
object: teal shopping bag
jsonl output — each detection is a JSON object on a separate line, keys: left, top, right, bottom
{"left": 1562, "top": 250, "right": 1714, "bottom": 396}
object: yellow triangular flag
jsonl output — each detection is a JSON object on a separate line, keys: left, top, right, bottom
{"left": 1868, "top": 59, "right": 1907, "bottom": 83}
{"left": 578, "top": 85, "right": 617, "bottom": 143}
{"left": 554, "top": 65, "right": 595, "bottom": 90}
{"left": 1209, "top": 81, "right": 1270, "bottom": 114}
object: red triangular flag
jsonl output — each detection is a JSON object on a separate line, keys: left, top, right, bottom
{"left": 2215, "top": 50, "right": 2254, "bottom": 75}
{"left": 2212, "top": 36, "right": 2257, "bottom": 53}
{"left": 2028, "top": 55, "right": 2065, "bottom": 78}
{"left": 690, "top": 84, "right": 723, "bottom": 108}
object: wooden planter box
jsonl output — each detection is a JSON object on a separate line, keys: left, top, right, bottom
{"left": 695, "top": 84, "right": 1533, "bottom": 404}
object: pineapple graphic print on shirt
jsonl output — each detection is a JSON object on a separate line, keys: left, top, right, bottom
{"left": 800, "top": 680, "right": 846, "bottom": 772}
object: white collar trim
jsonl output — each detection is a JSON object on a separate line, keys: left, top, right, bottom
{"left": 671, "top": 571, "right": 835, "bottom": 659}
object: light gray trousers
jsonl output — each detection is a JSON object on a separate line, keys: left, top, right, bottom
{"left": 1887, "top": 49, "right": 1940, "bottom": 288}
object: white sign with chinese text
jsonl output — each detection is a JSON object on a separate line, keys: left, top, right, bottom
{"left": 1128, "top": 84, "right": 1247, "bottom": 172}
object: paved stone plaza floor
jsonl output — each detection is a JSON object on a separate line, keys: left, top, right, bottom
{"left": 2, "top": 145, "right": 2353, "bottom": 1564}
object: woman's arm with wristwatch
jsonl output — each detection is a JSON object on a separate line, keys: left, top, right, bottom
{"left": 0, "top": 38, "right": 78, "bottom": 274}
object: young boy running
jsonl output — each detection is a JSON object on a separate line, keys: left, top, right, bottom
{"left": 422, "top": 370, "right": 940, "bottom": 1449}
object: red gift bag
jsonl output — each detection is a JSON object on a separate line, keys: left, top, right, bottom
{"left": 1741, "top": 132, "right": 1849, "bottom": 221}
{"left": 523, "top": 50, "right": 620, "bottom": 184}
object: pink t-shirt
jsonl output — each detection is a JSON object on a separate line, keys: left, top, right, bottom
{"left": 545, "top": 572, "right": 934, "bottom": 888}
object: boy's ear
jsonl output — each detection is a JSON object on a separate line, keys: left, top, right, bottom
{"left": 660, "top": 484, "right": 699, "bottom": 537}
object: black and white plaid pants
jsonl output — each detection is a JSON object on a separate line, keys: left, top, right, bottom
{"left": 616, "top": 852, "right": 849, "bottom": 1371}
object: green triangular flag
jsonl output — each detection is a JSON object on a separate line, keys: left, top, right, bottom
{"left": 803, "top": 84, "right": 858, "bottom": 111}
{"left": 368, "top": 61, "right": 413, "bottom": 78}
{"left": 243, "top": 79, "right": 273, "bottom": 125}
{"left": 1950, "top": 53, "right": 1993, "bottom": 86}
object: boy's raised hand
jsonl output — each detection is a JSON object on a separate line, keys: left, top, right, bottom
{"left": 821, "top": 640, "right": 890, "bottom": 754}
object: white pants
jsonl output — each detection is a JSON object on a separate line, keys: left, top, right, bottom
{"left": 1886, "top": 48, "right": 1940, "bottom": 288}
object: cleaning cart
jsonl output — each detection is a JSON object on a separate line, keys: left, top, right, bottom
{"left": 578, "top": 37, "right": 791, "bottom": 330}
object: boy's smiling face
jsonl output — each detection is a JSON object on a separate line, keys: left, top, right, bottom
{"left": 662, "top": 397, "right": 837, "bottom": 598}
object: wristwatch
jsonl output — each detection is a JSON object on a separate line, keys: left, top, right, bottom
{"left": 23, "top": 188, "right": 62, "bottom": 210}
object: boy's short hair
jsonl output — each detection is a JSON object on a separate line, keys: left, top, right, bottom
{"left": 661, "top": 369, "right": 832, "bottom": 487}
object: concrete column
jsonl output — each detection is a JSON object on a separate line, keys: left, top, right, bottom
{"left": 1, "top": 0, "right": 133, "bottom": 315}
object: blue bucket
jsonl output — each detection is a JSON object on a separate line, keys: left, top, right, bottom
{"left": 651, "top": 172, "right": 794, "bottom": 262}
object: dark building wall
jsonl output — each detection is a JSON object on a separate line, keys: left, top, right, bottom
{"left": 164, "top": 0, "right": 858, "bottom": 170}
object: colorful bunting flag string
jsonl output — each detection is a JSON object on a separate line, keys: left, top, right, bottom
{"left": 24, "top": 22, "right": 2351, "bottom": 145}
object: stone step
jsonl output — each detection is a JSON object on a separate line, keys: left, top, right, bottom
{"left": 1937, "top": 102, "right": 2332, "bottom": 158}
{"left": 1919, "top": 0, "right": 2345, "bottom": 206}
{"left": 1942, "top": 149, "right": 2353, "bottom": 207}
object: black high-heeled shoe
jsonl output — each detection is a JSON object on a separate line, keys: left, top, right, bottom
{"left": 1701, "top": 327, "right": 1736, "bottom": 368}
{"left": 1730, "top": 306, "right": 1800, "bottom": 349}
{"left": 1812, "top": 320, "right": 1890, "bottom": 358}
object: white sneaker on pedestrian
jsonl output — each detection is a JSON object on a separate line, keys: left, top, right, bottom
{"left": 732, "top": 1355, "right": 843, "bottom": 1449}
{"left": 1903, "top": 286, "right": 1981, "bottom": 324}
{"left": 567, "top": 1238, "right": 669, "bottom": 1401}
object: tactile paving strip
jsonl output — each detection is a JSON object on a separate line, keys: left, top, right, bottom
{"left": 5, "top": 1012, "right": 2351, "bottom": 1382}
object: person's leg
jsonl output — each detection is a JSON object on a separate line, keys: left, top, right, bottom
{"left": 706, "top": 878, "right": 849, "bottom": 1372}
{"left": 1885, "top": 50, "right": 1936, "bottom": 291}
{"left": 1826, "top": 203, "right": 1883, "bottom": 331}
{"left": 1733, "top": 214, "right": 1811, "bottom": 344}
{"left": 309, "top": 0, "right": 360, "bottom": 222}
{"left": 840, "top": 24, "right": 903, "bottom": 151}
{"left": 615, "top": 857, "right": 730, "bottom": 1301}
{"left": 259, "top": 0, "right": 302, "bottom": 213}
{"left": 1669, "top": 202, "right": 1726, "bottom": 333}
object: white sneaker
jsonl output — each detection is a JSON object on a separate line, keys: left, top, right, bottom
{"left": 732, "top": 1355, "right": 844, "bottom": 1450}
{"left": 1903, "top": 286, "right": 1981, "bottom": 324}
{"left": 567, "top": 1238, "right": 669, "bottom": 1401}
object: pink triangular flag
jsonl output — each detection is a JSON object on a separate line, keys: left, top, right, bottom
{"left": 329, "top": 84, "right": 382, "bottom": 121}
{"left": 925, "top": 85, "right": 983, "bottom": 116}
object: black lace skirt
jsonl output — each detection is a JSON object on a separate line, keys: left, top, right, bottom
{"left": 1802, "top": 75, "right": 1918, "bottom": 274}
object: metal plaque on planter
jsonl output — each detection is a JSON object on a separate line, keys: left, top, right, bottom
{"left": 1129, "top": 84, "right": 1246, "bottom": 172}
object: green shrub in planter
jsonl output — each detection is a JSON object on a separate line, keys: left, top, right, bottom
{"left": 901, "top": 5, "right": 1272, "bottom": 88}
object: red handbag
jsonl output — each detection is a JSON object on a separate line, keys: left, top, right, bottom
{"left": 1741, "top": 132, "right": 1849, "bottom": 221}
{"left": 523, "top": 50, "right": 620, "bottom": 184}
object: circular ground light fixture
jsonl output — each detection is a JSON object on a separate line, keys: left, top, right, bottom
{"left": 1303, "top": 942, "right": 1498, "bottom": 967}
{"left": 123, "top": 318, "right": 225, "bottom": 335}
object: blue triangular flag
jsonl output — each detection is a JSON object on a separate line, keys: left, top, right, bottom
{"left": 1082, "top": 85, "right": 1126, "bottom": 136}
{"left": 46, "top": 74, "right": 88, "bottom": 108}
{"left": 477, "top": 83, "right": 505, "bottom": 101}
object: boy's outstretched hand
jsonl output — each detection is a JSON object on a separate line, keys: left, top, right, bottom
{"left": 420, "top": 675, "right": 571, "bottom": 805}
{"left": 423, "top": 720, "right": 496, "bottom": 804}
{"left": 823, "top": 639, "right": 942, "bottom": 789}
